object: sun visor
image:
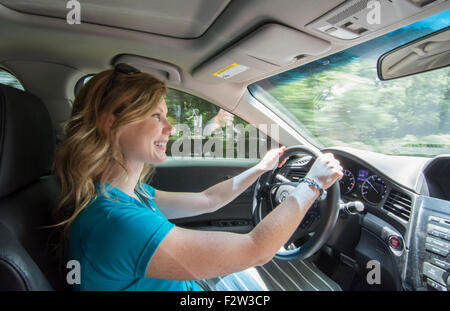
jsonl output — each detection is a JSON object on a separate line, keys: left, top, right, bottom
{"left": 192, "top": 23, "right": 331, "bottom": 84}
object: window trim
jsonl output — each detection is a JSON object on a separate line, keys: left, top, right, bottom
{"left": 74, "top": 74, "right": 95, "bottom": 97}
{"left": 0, "top": 66, "right": 25, "bottom": 91}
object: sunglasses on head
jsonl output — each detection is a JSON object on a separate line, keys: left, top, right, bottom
{"left": 102, "top": 63, "right": 141, "bottom": 102}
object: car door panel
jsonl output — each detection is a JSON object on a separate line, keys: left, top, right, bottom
{"left": 149, "top": 158, "right": 259, "bottom": 233}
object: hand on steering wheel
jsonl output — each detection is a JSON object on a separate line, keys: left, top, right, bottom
{"left": 252, "top": 145, "right": 342, "bottom": 261}
{"left": 256, "top": 146, "right": 288, "bottom": 172}
{"left": 306, "top": 153, "right": 343, "bottom": 190}
{"left": 288, "top": 153, "right": 343, "bottom": 209}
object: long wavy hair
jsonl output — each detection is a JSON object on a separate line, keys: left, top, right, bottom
{"left": 52, "top": 67, "right": 167, "bottom": 257}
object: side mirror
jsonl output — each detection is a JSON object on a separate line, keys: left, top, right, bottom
{"left": 377, "top": 26, "right": 450, "bottom": 81}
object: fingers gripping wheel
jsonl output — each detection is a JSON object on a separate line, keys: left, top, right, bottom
{"left": 252, "top": 145, "right": 341, "bottom": 261}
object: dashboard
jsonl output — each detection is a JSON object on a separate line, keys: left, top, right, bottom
{"left": 277, "top": 146, "right": 450, "bottom": 291}
{"left": 280, "top": 148, "right": 415, "bottom": 230}
{"left": 336, "top": 156, "right": 413, "bottom": 226}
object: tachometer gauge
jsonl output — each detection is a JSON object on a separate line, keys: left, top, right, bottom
{"left": 339, "top": 169, "right": 355, "bottom": 194}
{"left": 361, "top": 175, "right": 387, "bottom": 204}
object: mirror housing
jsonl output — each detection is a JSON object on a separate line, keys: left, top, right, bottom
{"left": 377, "top": 26, "right": 450, "bottom": 81}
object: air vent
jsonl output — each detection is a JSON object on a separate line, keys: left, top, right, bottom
{"left": 292, "top": 156, "right": 313, "bottom": 167}
{"left": 383, "top": 190, "right": 412, "bottom": 222}
{"left": 287, "top": 169, "right": 307, "bottom": 182}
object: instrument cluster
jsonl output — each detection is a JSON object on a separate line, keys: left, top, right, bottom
{"left": 338, "top": 162, "right": 387, "bottom": 205}
{"left": 283, "top": 155, "right": 390, "bottom": 206}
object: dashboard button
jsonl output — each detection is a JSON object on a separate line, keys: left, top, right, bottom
{"left": 428, "top": 224, "right": 450, "bottom": 235}
{"left": 427, "top": 229, "right": 442, "bottom": 238}
{"left": 429, "top": 216, "right": 441, "bottom": 223}
{"left": 439, "top": 218, "right": 450, "bottom": 228}
{"left": 389, "top": 236, "right": 403, "bottom": 249}
{"left": 425, "top": 243, "right": 449, "bottom": 257}
{"left": 426, "top": 278, "right": 447, "bottom": 291}
{"left": 423, "top": 262, "right": 447, "bottom": 286}
{"left": 431, "top": 258, "right": 450, "bottom": 271}
{"left": 426, "top": 237, "right": 450, "bottom": 251}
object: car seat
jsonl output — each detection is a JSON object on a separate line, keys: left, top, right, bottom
{"left": 0, "top": 84, "right": 67, "bottom": 290}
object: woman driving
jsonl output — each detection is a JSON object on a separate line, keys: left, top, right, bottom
{"left": 53, "top": 63, "right": 343, "bottom": 291}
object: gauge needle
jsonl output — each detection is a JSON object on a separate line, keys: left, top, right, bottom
{"left": 366, "top": 180, "right": 379, "bottom": 193}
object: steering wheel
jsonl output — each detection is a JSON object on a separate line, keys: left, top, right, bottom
{"left": 252, "top": 145, "right": 341, "bottom": 261}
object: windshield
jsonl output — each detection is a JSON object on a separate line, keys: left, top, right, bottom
{"left": 249, "top": 11, "right": 450, "bottom": 157}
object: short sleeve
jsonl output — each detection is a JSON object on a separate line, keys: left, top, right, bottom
{"left": 81, "top": 203, "right": 174, "bottom": 279}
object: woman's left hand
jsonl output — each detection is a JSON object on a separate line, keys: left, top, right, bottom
{"left": 256, "top": 146, "right": 288, "bottom": 172}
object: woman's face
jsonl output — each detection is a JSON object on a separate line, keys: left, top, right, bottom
{"left": 118, "top": 97, "right": 174, "bottom": 166}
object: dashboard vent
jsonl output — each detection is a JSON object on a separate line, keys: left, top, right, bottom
{"left": 383, "top": 190, "right": 412, "bottom": 222}
{"left": 293, "top": 156, "right": 313, "bottom": 167}
{"left": 286, "top": 169, "right": 307, "bottom": 182}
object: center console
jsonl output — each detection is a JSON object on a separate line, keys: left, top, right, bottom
{"left": 422, "top": 215, "right": 450, "bottom": 290}
{"left": 404, "top": 196, "right": 450, "bottom": 291}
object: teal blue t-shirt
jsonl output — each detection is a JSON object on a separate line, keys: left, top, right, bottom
{"left": 69, "top": 182, "right": 201, "bottom": 291}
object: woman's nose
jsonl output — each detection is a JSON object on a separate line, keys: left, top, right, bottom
{"left": 164, "top": 119, "right": 175, "bottom": 136}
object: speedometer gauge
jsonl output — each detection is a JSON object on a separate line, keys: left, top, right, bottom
{"left": 361, "top": 175, "right": 387, "bottom": 204}
{"left": 339, "top": 169, "right": 355, "bottom": 194}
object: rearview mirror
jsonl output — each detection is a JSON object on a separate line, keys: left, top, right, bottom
{"left": 377, "top": 26, "right": 450, "bottom": 81}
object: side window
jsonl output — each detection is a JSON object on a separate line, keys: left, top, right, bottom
{"left": 0, "top": 68, "right": 24, "bottom": 91}
{"left": 165, "top": 89, "right": 277, "bottom": 159}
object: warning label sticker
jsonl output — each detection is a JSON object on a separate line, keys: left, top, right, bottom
{"left": 213, "top": 63, "right": 249, "bottom": 79}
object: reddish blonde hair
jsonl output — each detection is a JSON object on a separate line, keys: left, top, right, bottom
{"left": 52, "top": 68, "right": 167, "bottom": 255}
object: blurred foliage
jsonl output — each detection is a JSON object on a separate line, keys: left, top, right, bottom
{"left": 250, "top": 22, "right": 450, "bottom": 157}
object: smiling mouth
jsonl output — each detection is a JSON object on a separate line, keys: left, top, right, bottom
{"left": 154, "top": 141, "right": 167, "bottom": 150}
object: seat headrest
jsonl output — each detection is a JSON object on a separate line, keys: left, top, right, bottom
{"left": 0, "top": 84, "right": 55, "bottom": 198}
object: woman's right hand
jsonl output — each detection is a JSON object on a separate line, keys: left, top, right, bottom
{"left": 306, "top": 153, "right": 343, "bottom": 190}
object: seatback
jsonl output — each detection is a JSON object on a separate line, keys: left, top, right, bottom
{"left": 0, "top": 84, "right": 67, "bottom": 290}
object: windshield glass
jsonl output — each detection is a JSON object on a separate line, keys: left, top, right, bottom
{"left": 249, "top": 11, "right": 450, "bottom": 157}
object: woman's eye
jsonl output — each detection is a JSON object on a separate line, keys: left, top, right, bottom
{"left": 152, "top": 113, "right": 161, "bottom": 120}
